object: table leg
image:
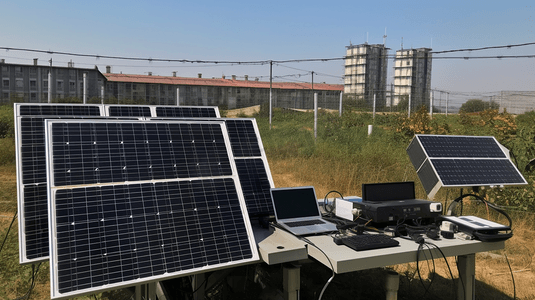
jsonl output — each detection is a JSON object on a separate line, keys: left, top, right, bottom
{"left": 283, "top": 264, "right": 301, "bottom": 300}
{"left": 457, "top": 254, "right": 476, "bottom": 300}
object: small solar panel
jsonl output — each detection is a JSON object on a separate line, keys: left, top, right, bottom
{"left": 19, "top": 104, "right": 101, "bottom": 116}
{"left": 107, "top": 105, "right": 152, "bottom": 117}
{"left": 155, "top": 106, "right": 220, "bottom": 118}
{"left": 45, "top": 119, "right": 258, "bottom": 299}
{"left": 407, "top": 135, "right": 528, "bottom": 198}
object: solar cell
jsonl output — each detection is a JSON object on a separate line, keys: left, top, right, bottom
{"left": 155, "top": 106, "right": 220, "bottom": 118}
{"left": 46, "top": 119, "right": 258, "bottom": 299}
{"left": 235, "top": 159, "right": 274, "bottom": 216}
{"left": 107, "top": 105, "right": 152, "bottom": 117}
{"left": 406, "top": 134, "right": 528, "bottom": 198}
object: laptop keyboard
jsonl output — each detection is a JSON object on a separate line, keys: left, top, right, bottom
{"left": 285, "top": 219, "right": 326, "bottom": 227}
{"left": 340, "top": 234, "right": 399, "bottom": 251}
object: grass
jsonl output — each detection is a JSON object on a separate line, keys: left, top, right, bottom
{"left": 0, "top": 106, "right": 534, "bottom": 299}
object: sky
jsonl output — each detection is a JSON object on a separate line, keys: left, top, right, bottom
{"left": 1, "top": 0, "right": 534, "bottom": 104}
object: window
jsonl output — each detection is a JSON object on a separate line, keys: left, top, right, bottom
{"left": 1, "top": 66, "right": 8, "bottom": 72}
{"left": 2, "top": 79, "right": 9, "bottom": 88}
{"left": 15, "top": 78, "right": 23, "bottom": 89}
{"left": 57, "top": 80, "right": 63, "bottom": 91}
{"left": 29, "top": 67, "right": 37, "bottom": 76}
{"left": 30, "top": 80, "right": 37, "bottom": 90}
{"left": 43, "top": 80, "right": 48, "bottom": 90}
{"left": 69, "top": 81, "right": 76, "bottom": 91}
{"left": 30, "top": 92, "right": 37, "bottom": 101}
{"left": 2, "top": 92, "right": 9, "bottom": 99}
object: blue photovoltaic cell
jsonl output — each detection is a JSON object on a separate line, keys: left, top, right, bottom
{"left": 53, "top": 180, "right": 253, "bottom": 295}
{"left": 225, "top": 119, "right": 262, "bottom": 157}
{"left": 19, "top": 105, "right": 101, "bottom": 116}
{"left": 417, "top": 135, "right": 506, "bottom": 158}
{"left": 155, "top": 106, "right": 218, "bottom": 118}
{"left": 235, "top": 159, "right": 274, "bottom": 216}
{"left": 108, "top": 106, "right": 152, "bottom": 117}
{"left": 431, "top": 159, "right": 527, "bottom": 186}
{"left": 51, "top": 122, "right": 232, "bottom": 186}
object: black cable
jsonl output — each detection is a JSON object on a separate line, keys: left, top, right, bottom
{"left": 0, "top": 212, "right": 17, "bottom": 255}
{"left": 323, "top": 190, "right": 343, "bottom": 216}
{"left": 446, "top": 193, "right": 512, "bottom": 227}
{"left": 14, "top": 262, "right": 42, "bottom": 300}
{"left": 504, "top": 253, "right": 517, "bottom": 299}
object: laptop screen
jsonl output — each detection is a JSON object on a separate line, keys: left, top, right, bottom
{"left": 271, "top": 186, "right": 320, "bottom": 220}
{"left": 362, "top": 181, "right": 415, "bottom": 201}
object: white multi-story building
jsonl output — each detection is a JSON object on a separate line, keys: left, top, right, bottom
{"left": 344, "top": 43, "right": 388, "bottom": 106}
{"left": 393, "top": 48, "right": 432, "bottom": 109}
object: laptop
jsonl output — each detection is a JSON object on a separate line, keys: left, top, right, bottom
{"left": 270, "top": 186, "right": 338, "bottom": 236}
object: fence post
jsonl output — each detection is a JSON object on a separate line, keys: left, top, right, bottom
{"left": 314, "top": 92, "right": 318, "bottom": 140}
{"left": 83, "top": 73, "right": 87, "bottom": 104}
{"left": 47, "top": 71, "right": 51, "bottom": 103}
{"left": 339, "top": 91, "right": 343, "bottom": 117}
{"left": 373, "top": 93, "right": 376, "bottom": 120}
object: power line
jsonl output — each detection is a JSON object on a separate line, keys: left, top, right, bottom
{"left": 431, "top": 41, "right": 535, "bottom": 54}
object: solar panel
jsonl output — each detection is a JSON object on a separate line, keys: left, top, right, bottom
{"left": 45, "top": 119, "right": 258, "bottom": 299}
{"left": 15, "top": 104, "right": 222, "bottom": 264}
{"left": 407, "top": 135, "right": 528, "bottom": 198}
{"left": 155, "top": 106, "right": 220, "bottom": 118}
{"left": 14, "top": 103, "right": 105, "bottom": 264}
{"left": 105, "top": 105, "right": 221, "bottom": 118}
{"left": 106, "top": 105, "right": 152, "bottom": 117}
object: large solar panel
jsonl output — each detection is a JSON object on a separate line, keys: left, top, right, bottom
{"left": 407, "top": 135, "right": 528, "bottom": 198}
{"left": 152, "top": 118, "right": 275, "bottom": 217}
{"left": 14, "top": 103, "right": 105, "bottom": 264}
{"left": 45, "top": 119, "right": 258, "bottom": 299}
{"left": 15, "top": 103, "right": 221, "bottom": 264}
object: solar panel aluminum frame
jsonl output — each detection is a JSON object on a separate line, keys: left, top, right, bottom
{"left": 14, "top": 103, "right": 106, "bottom": 264}
{"left": 44, "top": 119, "right": 259, "bottom": 299}
{"left": 407, "top": 134, "right": 528, "bottom": 199}
{"left": 104, "top": 104, "right": 221, "bottom": 118}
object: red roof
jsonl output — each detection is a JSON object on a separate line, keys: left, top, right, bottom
{"left": 104, "top": 73, "right": 343, "bottom": 91}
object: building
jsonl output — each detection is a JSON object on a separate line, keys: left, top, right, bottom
{"left": 0, "top": 59, "right": 106, "bottom": 103}
{"left": 344, "top": 43, "right": 389, "bottom": 107}
{"left": 0, "top": 59, "right": 343, "bottom": 110}
{"left": 393, "top": 48, "right": 432, "bottom": 109}
{"left": 104, "top": 72, "right": 343, "bottom": 110}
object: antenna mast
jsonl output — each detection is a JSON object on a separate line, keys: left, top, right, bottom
{"left": 383, "top": 27, "right": 387, "bottom": 46}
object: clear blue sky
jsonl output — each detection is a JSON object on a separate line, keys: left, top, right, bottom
{"left": 1, "top": 0, "right": 534, "bottom": 97}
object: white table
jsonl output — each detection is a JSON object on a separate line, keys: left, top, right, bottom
{"left": 255, "top": 226, "right": 505, "bottom": 300}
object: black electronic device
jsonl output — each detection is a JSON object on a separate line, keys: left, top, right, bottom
{"left": 356, "top": 182, "right": 443, "bottom": 224}
{"left": 337, "top": 234, "right": 400, "bottom": 251}
{"left": 354, "top": 199, "right": 442, "bottom": 224}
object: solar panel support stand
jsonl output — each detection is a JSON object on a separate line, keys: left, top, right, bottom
{"left": 135, "top": 282, "right": 157, "bottom": 300}
{"left": 192, "top": 273, "right": 206, "bottom": 300}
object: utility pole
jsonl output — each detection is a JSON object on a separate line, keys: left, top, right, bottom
{"left": 269, "top": 61, "right": 273, "bottom": 129}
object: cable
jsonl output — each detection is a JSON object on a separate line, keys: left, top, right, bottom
{"left": 0, "top": 211, "right": 17, "bottom": 255}
{"left": 14, "top": 262, "right": 42, "bottom": 300}
{"left": 504, "top": 253, "right": 517, "bottom": 299}
{"left": 446, "top": 193, "right": 512, "bottom": 227}
{"left": 323, "top": 190, "right": 343, "bottom": 216}
{"left": 299, "top": 237, "right": 335, "bottom": 300}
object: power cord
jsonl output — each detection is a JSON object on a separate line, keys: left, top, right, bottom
{"left": 322, "top": 190, "right": 343, "bottom": 216}
{"left": 14, "top": 262, "right": 42, "bottom": 300}
{"left": 299, "top": 237, "right": 335, "bottom": 300}
{"left": 0, "top": 211, "right": 17, "bottom": 255}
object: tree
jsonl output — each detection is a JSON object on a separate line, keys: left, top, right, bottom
{"left": 460, "top": 99, "right": 499, "bottom": 113}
